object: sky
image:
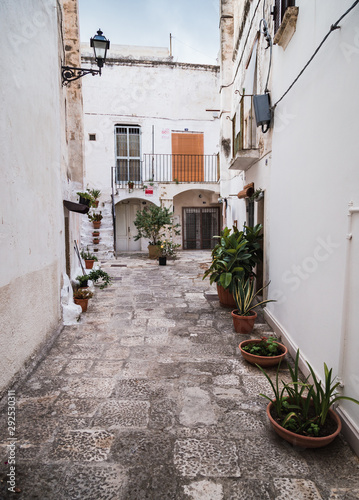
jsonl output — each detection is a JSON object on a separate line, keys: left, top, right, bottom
{"left": 78, "top": 0, "right": 220, "bottom": 65}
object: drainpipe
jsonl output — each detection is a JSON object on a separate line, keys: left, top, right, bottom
{"left": 338, "top": 202, "right": 359, "bottom": 386}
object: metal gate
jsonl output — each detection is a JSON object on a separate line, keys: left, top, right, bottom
{"left": 183, "top": 207, "right": 219, "bottom": 250}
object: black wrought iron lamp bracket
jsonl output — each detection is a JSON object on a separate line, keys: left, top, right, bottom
{"left": 62, "top": 66, "right": 102, "bottom": 86}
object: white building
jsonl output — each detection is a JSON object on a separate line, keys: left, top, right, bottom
{"left": 0, "top": 0, "right": 86, "bottom": 394}
{"left": 219, "top": 0, "right": 359, "bottom": 453}
{"left": 80, "top": 44, "right": 221, "bottom": 255}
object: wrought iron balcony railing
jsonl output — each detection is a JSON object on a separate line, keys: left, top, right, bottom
{"left": 114, "top": 154, "right": 219, "bottom": 188}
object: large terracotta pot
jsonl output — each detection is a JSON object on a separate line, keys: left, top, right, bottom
{"left": 239, "top": 339, "right": 287, "bottom": 367}
{"left": 93, "top": 221, "right": 101, "bottom": 229}
{"left": 216, "top": 284, "right": 236, "bottom": 308}
{"left": 74, "top": 298, "right": 89, "bottom": 313}
{"left": 231, "top": 310, "right": 257, "bottom": 334}
{"left": 85, "top": 259, "right": 95, "bottom": 269}
{"left": 148, "top": 244, "right": 161, "bottom": 259}
{"left": 266, "top": 401, "right": 342, "bottom": 448}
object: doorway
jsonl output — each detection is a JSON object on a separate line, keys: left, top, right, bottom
{"left": 183, "top": 207, "right": 219, "bottom": 249}
{"left": 115, "top": 201, "right": 141, "bottom": 251}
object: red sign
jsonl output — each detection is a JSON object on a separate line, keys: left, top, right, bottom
{"left": 145, "top": 189, "right": 153, "bottom": 195}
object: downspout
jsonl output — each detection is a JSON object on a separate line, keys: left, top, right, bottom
{"left": 111, "top": 166, "right": 117, "bottom": 258}
{"left": 338, "top": 202, "right": 359, "bottom": 385}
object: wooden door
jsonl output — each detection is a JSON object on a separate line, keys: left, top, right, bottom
{"left": 172, "top": 132, "right": 204, "bottom": 182}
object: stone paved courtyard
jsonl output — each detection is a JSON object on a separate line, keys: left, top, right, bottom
{"left": 0, "top": 251, "right": 359, "bottom": 499}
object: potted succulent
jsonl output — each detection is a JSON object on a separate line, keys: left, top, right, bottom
{"left": 93, "top": 237, "right": 100, "bottom": 244}
{"left": 80, "top": 249, "right": 98, "bottom": 269}
{"left": 133, "top": 205, "right": 180, "bottom": 259}
{"left": 231, "top": 277, "right": 275, "bottom": 334}
{"left": 88, "top": 211, "right": 103, "bottom": 229}
{"left": 92, "top": 231, "right": 100, "bottom": 237}
{"left": 203, "top": 225, "right": 263, "bottom": 307}
{"left": 128, "top": 180, "right": 134, "bottom": 190}
{"left": 73, "top": 288, "right": 93, "bottom": 312}
{"left": 239, "top": 336, "right": 287, "bottom": 367}
{"left": 76, "top": 274, "right": 90, "bottom": 288}
{"left": 88, "top": 188, "right": 101, "bottom": 208}
{"left": 258, "top": 350, "right": 359, "bottom": 448}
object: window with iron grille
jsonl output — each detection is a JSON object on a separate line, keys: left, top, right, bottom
{"left": 115, "top": 125, "right": 141, "bottom": 183}
{"left": 273, "top": 0, "right": 295, "bottom": 34}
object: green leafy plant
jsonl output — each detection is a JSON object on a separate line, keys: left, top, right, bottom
{"left": 87, "top": 269, "right": 112, "bottom": 289}
{"left": 202, "top": 225, "right": 263, "bottom": 293}
{"left": 158, "top": 240, "right": 181, "bottom": 258}
{"left": 249, "top": 188, "right": 263, "bottom": 202}
{"left": 88, "top": 188, "right": 101, "bottom": 200}
{"left": 87, "top": 211, "right": 103, "bottom": 222}
{"left": 258, "top": 350, "right": 359, "bottom": 437}
{"left": 232, "top": 277, "right": 276, "bottom": 316}
{"left": 76, "top": 275, "right": 89, "bottom": 287}
{"left": 133, "top": 205, "right": 180, "bottom": 246}
{"left": 73, "top": 288, "right": 93, "bottom": 299}
{"left": 77, "top": 191, "right": 94, "bottom": 205}
{"left": 80, "top": 249, "right": 98, "bottom": 261}
{"left": 242, "top": 336, "right": 282, "bottom": 357}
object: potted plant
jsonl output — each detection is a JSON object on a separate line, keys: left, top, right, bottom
{"left": 158, "top": 239, "right": 181, "bottom": 265}
{"left": 76, "top": 274, "right": 90, "bottom": 288}
{"left": 258, "top": 350, "right": 359, "bottom": 448}
{"left": 87, "top": 188, "right": 101, "bottom": 208}
{"left": 239, "top": 336, "right": 287, "bottom": 367}
{"left": 128, "top": 180, "right": 134, "bottom": 190}
{"left": 203, "top": 225, "right": 263, "bottom": 307}
{"left": 231, "top": 277, "right": 275, "bottom": 334}
{"left": 77, "top": 191, "right": 94, "bottom": 207}
{"left": 87, "top": 269, "right": 112, "bottom": 289}
{"left": 93, "top": 237, "right": 100, "bottom": 244}
{"left": 88, "top": 211, "right": 103, "bottom": 229}
{"left": 80, "top": 249, "right": 98, "bottom": 269}
{"left": 73, "top": 288, "right": 93, "bottom": 312}
{"left": 92, "top": 231, "right": 100, "bottom": 237}
{"left": 133, "top": 205, "right": 181, "bottom": 259}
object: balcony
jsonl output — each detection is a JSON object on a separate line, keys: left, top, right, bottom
{"left": 115, "top": 154, "right": 220, "bottom": 188}
{"left": 229, "top": 94, "right": 260, "bottom": 172}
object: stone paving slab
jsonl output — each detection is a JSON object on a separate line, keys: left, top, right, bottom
{"left": 0, "top": 251, "right": 359, "bottom": 499}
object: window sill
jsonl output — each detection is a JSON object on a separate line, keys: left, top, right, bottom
{"left": 273, "top": 6, "right": 299, "bottom": 50}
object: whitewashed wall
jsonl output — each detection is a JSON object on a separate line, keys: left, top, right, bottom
{"left": 265, "top": 0, "right": 359, "bottom": 450}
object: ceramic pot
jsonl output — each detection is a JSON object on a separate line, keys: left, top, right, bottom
{"left": 74, "top": 298, "right": 88, "bottom": 312}
{"left": 216, "top": 284, "right": 236, "bottom": 308}
{"left": 239, "top": 339, "right": 287, "bottom": 367}
{"left": 148, "top": 244, "right": 161, "bottom": 259}
{"left": 93, "top": 221, "right": 101, "bottom": 229}
{"left": 231, "top": 310, "right": 257, "bottom": 334}
{"left": 266, "top": 401, "right": 342, "bottom": 448}
{"left": 85, "top": 259, "right": 95, "bottom": 269}
{"left": 93, "top": 238, "right": 100, "bottom": 244}
{"left": 159, "top": 256, "right": 167, "bottom": 266}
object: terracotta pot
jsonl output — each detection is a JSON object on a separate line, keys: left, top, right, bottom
{"left": 216, "top": 284, "right": 236, "bottom": 308}
{"left": 93, "top": 238, "right": 100, "bottom": 244}
{"left": 92, "top": 232, "right": 100, "bottom": 237}
{"left": 93, "top": 221, "right": 101, "bottom": 229}
{"left": 94, "top": 200, "right": 99, "bottom": 208}
{"left": 266, "top": 401, "right": 342, "bottom": 448}
{"left": 231, "top": 310, "right": 257, "bottom": 334}
{"left": 148, "top": 244, "right": 161, "bottom": 259}
{"left": 74, "top": 298, "right": 89, "bottom": 313}
{"left": 239, "top": 339, "right": 287, "bottom": 367}
{"left": 159, "top": 256, "right": 167, "bottom": 266}
{"left": 85, "top": 259, "right": 95, "bottom": 269}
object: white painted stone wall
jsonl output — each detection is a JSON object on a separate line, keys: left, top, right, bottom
{"left": 0, "top": 0, "right": 84, "bottom": 393}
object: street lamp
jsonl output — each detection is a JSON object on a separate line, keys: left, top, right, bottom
{"left": 62, "top": 29, "right": 110, "bottom": 86}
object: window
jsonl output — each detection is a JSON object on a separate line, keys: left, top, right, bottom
{"left": 273, "top": 0, "right": 295, "bottom": 34}
{"left": 89, "top": 134, "right": 96, "bottom": 141}
{"left": 115, "top": 125, "right": 141, "bottom": 183}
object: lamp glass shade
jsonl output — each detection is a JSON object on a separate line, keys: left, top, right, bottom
{"left": 90, "top": 29, "right": 110, "bottom": 65}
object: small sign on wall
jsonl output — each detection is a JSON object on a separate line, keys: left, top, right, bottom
{"left": 145, "top": 188, "right": 153, "bottom": 195}
{"left": 161, "top": 128, "right": 170, "bottom": 139}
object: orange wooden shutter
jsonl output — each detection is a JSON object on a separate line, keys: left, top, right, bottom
{"left": 172, "top": 133, "right": 204, "bottom": 182}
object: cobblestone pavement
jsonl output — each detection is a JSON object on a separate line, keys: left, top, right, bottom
{"left": 0, "top": 251, "right": 359, "bottom": 499}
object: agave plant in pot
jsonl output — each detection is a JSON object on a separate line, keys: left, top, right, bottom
{"left": 239, "top": 336, "right": 287, "bottom": 367}
{"left": 258, "top": 350, "right": 359, "bottom": 448}
{"left": 73, "top": 287, "right": 93, "bottom": 312}
{"left": 231, "top": 277, "right": 275, "bottom": 334}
